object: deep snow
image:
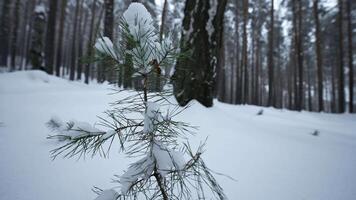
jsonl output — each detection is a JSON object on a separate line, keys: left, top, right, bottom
{"left": 1, "top": 70, "right": 356, "bottom": 200}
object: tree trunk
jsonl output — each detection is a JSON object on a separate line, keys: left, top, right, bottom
{"left": 30, "top": 4, "right": 46, "bottom": 70}
{"left": 241, "top": 0, "right": 248, "bottom": 104}
{"left": 173, "top": 0, "right": 213, "bottom": 107}
{"left": 45, "top": 0, "right": 58, "bottom": 74}
{"left": 55, "top": 0, "right": 68, "bottom": 77}
{"left": 212, "top": 0, "right": 228, "bottom": 101}
{"left": 313, "top": 0, "right": 324, "bottom": 112}
{"left": 346, "top": 0, "right": 353, "bottom": 113}
{"left": 0, "top": 0, "right": 12, "bottom": 67}
{"left": 85, "top": 0, "right": 98, "bottom": 84}
{"left": 267, "top": 0, "right": 274, "bottom": 107}
{"left": 77, "top": 1, "right": 87, "bottom": 80}
{"left": 70, "top": 0, "right": 82, "bottom": 81}
{"left": 297, "top": 0, "right": 304, "bottom": 111}
{"left": 10, "top": 0, "right": 21, "bottom": 71}
{"left": 338, "top": 0, "right": 345, "bottom": 113}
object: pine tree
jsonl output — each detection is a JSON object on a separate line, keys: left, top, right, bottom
{"left": 47, "top": 3, "right": 226, "bottom": 200}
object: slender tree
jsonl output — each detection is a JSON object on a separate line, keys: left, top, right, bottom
{"left": 241, "top": 0, "right": 249, "bottom": 104}
{"left": 10, "top": 0, "right": 21, "bottom": 71}
{"left": 313, "top": 0, "right": 324, "bottom": 112}
{"left": 45, "top": 0, "right": 58, "bottom": 74}
{"left": 55, "top": 0, "right": 68, "bottom": 77}
{"left": 346, "top": 0, "right": 353, "bottom": 113}
{"left": 267, "top": 0, "right": 275, "bottom": 107}
{"left": 0, "top": 0, "right": 12, "bottom": 67}
{"left": 338, "top": 0, "right": 345, "bottom": 113}
{"left": 70, "top": 0, "right": 82, "bottom": 80}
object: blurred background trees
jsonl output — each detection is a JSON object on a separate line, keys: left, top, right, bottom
{"left": 0, "top": 0, "right": 354, "bottom": 113}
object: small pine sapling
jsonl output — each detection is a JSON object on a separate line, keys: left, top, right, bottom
{"left": 47, "top": 3, "right": 226, "bottom": 200}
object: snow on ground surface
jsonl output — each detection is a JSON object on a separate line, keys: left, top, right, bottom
{"left": 1, "top": 70, "right": 356, "bottom": 200}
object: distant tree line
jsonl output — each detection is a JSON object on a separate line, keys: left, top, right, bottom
{"left": 0, "top": 0, "right": 354, "bottom": 113}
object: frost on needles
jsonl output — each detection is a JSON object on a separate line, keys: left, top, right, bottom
{"left": 46, "top": 3, "right": 226, "bottom": 200}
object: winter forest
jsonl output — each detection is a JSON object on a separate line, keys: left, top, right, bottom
{"left": 0, "top": 0, "right": 354, "bottom": 112}
{"left": 0, "top": 0, "right": 356, "bottom": 200}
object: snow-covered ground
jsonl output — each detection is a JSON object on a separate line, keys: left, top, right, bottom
{"left": 1, "top": 70, "right": 356, "bottom": 200}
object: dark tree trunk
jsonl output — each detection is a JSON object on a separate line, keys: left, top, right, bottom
{"left": 0, "top": 0, "right": 12, "bottom": 67}
{"left": 235, "top": 1, "right": 242, "bottom": 104}
{"left": 267, "top": 0, "right": 274, "bottom": 107}
{"left": 338, "top": 0, "right": 345, "bottom": 113}
{"left": 297, "top": 0, "right": 304, "bottom": 111}
{"left": 55, "top": 0, "right": 68, "bottom": 77}
{"left": 241, "top": 0, "right": 248, "bottom": 104}
{"left": 212, "top": 0, "right": 228, "bottom": 101}
{"left": 313, "top": 0, "right": 324, "bottom": 112}
{"left": 70, "top": 0, "right": 82, "bottom": 81}
{"left": 30, "top": 5, "right": 46, "bottom": 70}
{"left": 45, "top": 0, "right": 58, "bottom": 75}
{"left": 346, "top": 0, "right": 353, "bottom": 113}
{"left": 10, "top": 0, "right": 21, "bottom": 71}
{"left": 77, "top": 3, "right": 87, "bottom": 80}
{"left": 85, "top": 0, "right": 98, "bottom": 84}
{"left": 173, "top": 0, "right": 213, "bottom": 107}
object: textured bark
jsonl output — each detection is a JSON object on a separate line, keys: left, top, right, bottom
{"left": 212, "top": 0, "right": 228, "bottom": 101}
{"left": 313, "top": 0, "right": 324, "bottom": 112}
{"left": 45, "top": 0, "right": 58, "bottom": 74}
{"left": 173, "top": 0, "right": 213, "bottom": 107}
{"left": 0, "top": 0, "right": 12, "bottom": 67}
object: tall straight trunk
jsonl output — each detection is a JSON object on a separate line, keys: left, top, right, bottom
{"left": 55, "top": 0, "right": 67, "bottom": 77}
{"left": 235, "top": 2, "right": 241, "bottom": 104}
{"left": 297, "top": 0, "right": 304, "bottom": 111}
{"left": 85, "top": 0, "right": 98, "bottom": 84}
{"left": 70, "top": 0, "right": 82, "bottom": 81}
{"left": 98, "top": 0, "right": 114, "bottom": 83}
{"left": 212, "top": 0, "right": 228, "bottom": 101}
{"left": 332, "top": 60, "right": 337, "bottom": 112}
{"left": 10, "top": 0, "right": 21, "bottom": 71}
{"left": 267, "top": 0, "right": 274, "bottom": 107}
{"left": 255, "top": 34, "right": 261, "bottom": 106}
{"left": 313, "top": 0, "right": 324, "bottom": 112}
{"left": 241, "top": 0, "right": 248, "bottom": 104}
{"left": 291, "top": 0, "right": 298, "bottom": 110}
{"left": 45, "top": 0, "right": 58, "bottom": 74}
{"left": 76, "top": 2, "right": 86, "bottom": 80}
{"left": 338, "top": 0, "right": 345, "bottom": 113}
{"left": 307, "top": 62, "right": 313, "bottom": 111}
{"left": 172, "top": 0, "right": 214, "bottom": 107}
{"left": 25, "top": 0, "right": 37, "bottom": 68}
{"left": 346, "top": 0, "right": 353, "bottom": 113}
{"left": 0, "top": 0, "right": 12, "bottom": 67}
